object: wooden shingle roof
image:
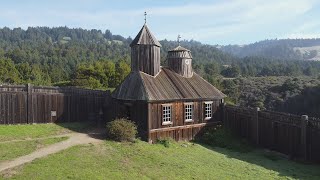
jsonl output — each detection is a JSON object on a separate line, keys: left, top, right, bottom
{"left": 169, "top": 45, "right": 190, "bottom": 52}
{"left": 130, "top": 24, "right": 161, "bottom": 47}
{"left": 167, "top": 45, "right": 193, "bottom": 59}
{"left": 112, "top": 67, "right": 226, "bottom": 101}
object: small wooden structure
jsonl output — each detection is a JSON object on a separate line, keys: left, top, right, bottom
{"left": 168, "top": 46, "right": 193, "bottom": 78}
{"left": 110, "top": 23, "right": 225, "bottom": 142}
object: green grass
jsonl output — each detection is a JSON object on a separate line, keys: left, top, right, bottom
{"left": 0, "top": 122, "right": 92, "bottom": 141}
{"left": 2, "top": 141, "right": 320, "bottom": 180}
{"left": 0, "top": 137, "right": 68, "bottom": 162}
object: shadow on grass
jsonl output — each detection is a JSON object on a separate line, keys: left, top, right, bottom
{"left": 55, "top": 122, "right": 107, "bottom": 140}
{"left": 198, "top": 143, "right": 320, "bottom": 179}
{"left": 193, "top": 125, "right": 320, "bottom": 180}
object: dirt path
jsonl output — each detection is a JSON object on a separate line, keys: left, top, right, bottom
{"left": 0, "top": 134, "right": 70, "bottom": 144}
{"left": 0, "top": 132, "right": 104, "bottom": 172}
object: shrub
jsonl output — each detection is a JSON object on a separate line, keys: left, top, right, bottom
{"left": 106, "top": 118, "right": 137, "bottom": 142}
{"left": 156, "top": 138, "right": 173, "bottom": 148}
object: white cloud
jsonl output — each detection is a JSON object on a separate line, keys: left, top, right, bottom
{"left": 0, "top": 0, "right": 318, "bottom": 44}
{"left": 283, "top": 33, "right": 320, "bottom": 39}
{"left": 148, "top": 0, "right": 318, "bottom": 43}
{"left": 293, "top": 21, "right": 320, "bottom": 33}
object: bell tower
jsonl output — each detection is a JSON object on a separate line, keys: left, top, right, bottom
{"left": 130, "top": 15, "right": 161, "bottom": 76}
{"left": 167, "top": 39, "right": 193, "bottom": 78}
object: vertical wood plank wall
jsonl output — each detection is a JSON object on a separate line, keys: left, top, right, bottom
{"left": 131, "top": 45, "right": 160, "bottom": 76}
{"left": 168, "top": 56, "right": 193, "bottom": 78}
{"left": 107, "top": 99, "right": 149, "bottom": 140}
{"left": 0, "top": 84, "right": 109, "bottom": 125}
{"left": 224, "top": 105, "right": 320, "bottom": 163}
{"left": 148, "top": 100, "right": 222, "bottom": 142}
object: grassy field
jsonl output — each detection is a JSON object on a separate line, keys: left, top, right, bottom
{"left": 0, "top": 123, "right": 90, "bottom": 163}
{"left": 1, "top": 123, "right": 319, "bottom": 179}
{"left": 0, "top": 137, "right": 68, "bottom": 162}
{"left": 1, "top": 140, "right": 320, "bottom": 180}
{"left": 0, "top": 123, "right": 91, "bottom": 141}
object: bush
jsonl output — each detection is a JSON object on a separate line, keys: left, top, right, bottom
{"left": 106, "top": 118, "right": 137, "bottom": 142}
{"left": 156, "top": 138, "right": 173, "bottom": 148}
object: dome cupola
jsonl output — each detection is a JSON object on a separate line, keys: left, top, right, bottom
{"left": 167, "top": 45, "right": 193, "bottom": 78}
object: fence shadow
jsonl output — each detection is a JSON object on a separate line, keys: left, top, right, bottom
{"left": 55, "top": 121, "right": 107, "bottom": 140}
{"left": 193, "top": 123, "right": 320, "bottom": 179}
{"left": 197, "top": 143, "right": 320, "bottom": 179}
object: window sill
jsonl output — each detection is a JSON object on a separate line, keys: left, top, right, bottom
{"left": 204, "top": 117, "right": 212, "bottom": 121}
{"left": 185, "top": 119, "right": 194, "bottom": 123}
{"left": 162, "top": 122, "right": 173, "bottom": 126}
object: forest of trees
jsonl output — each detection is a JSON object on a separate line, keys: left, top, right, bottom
{"left": 219, "top": 76, "right": 320, "bottom": 117}
{"left": 0, "top": 27, "right": 132, "bottom": 87}
{"left": 1, "top": 27, "right": 320, "bottom": 89}
{"left": 0, "top": 26, "right": 320, "bottom": 117}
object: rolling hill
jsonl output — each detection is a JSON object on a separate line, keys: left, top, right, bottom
{"left": 220, "top": 38, "right": 320, "bottom": 61}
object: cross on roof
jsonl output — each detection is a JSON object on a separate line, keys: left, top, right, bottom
{"left": 144, "top": 12, "right": 147, "bottom": 24}
{"left": 177, "top": 35, "right": 181, "bottom": 45}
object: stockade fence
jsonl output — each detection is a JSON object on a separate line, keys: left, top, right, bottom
{"left": 0, "top": 84, "right": 109, "bottom": 125}
{"left": 223, "top": 105, "right": 320, "bottom": 163}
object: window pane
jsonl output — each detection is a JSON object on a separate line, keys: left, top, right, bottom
{"left": 163, "top": 105, "right": 172, "bottom": 123}
{"left": 185, "top": 104, "right": 193, "bottom": 121}
{"left": 205, "top": 102, "right": 212, "bottom": 118}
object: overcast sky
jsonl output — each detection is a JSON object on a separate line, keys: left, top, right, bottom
{"left": 1, "top": 0, "right": 320, "bottom": 45}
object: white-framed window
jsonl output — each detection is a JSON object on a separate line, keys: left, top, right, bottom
{"left": 204, "top": 101, "right": 213, "bottom": 120}
{"left": 184, "top": 103, "right": 193, "bottom": 122}
{"left": 162, "top": 104, "right": 172, "bottom": 125}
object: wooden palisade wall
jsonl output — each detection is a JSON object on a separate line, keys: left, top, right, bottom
{"left": 0, "top": 84, "right": 109, "bottom": 125}
{"left": 223, "top": 105, "right": 320, "bottom": 163}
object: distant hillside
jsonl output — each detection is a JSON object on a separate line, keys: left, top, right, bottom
{"left": 0, "top": 26, "right": 237, "bottom": 85}
{"left": 220, "top": 39, "right": 320, "bottom": 61}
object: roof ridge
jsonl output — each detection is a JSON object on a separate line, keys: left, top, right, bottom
{"left": 130, "top": 24, "right": 161, "bottom": 47}
{"left": 161, "top": 68, "right": 186, "bottom": 98}
{"left": 137, "top": 71, "right": 150, "bottom": 100}
{"left": 169, "top": 45, "right": 191, "bottom": 52}
{"left": 113, "top": 68, "right": 225, "bottom": 101}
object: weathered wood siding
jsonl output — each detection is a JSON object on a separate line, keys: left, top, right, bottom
{"left": 0, "top": 84, "right": 108, "bottom": 125}
{"left": 108, "top": 99, "right": 149, "bottom": 139}
{"left": 148, "top": 122, "right": 219, "bottom": 142}
{"left": 167, "top": 50, "right": 193, "bottom": 78}
{"left": 224, "top": 105, "right": 320, "bottom": 163}
{"left": 131, "top": 45, "right": 160, "bottom": 76}
{"left": 308, "top": 118, "right": 320, "bottom": 162}
{"left": 148, "top": 100, "right": 222, "bottom": 142}
{"left": 0, "top": 92, "right": 27, "bottom": 124}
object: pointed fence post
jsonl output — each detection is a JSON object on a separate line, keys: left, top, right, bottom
{"left": 254, "top": 107, "right": 260, "bottom": 145}
{"left": 27, "top": 83, "right": 33, "bottom": 124}
{"left": 301, "top": 115, "right": 308, "bottom": 161}
{"left": 221, "top": 102, "right": 227, "bottom": 127}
